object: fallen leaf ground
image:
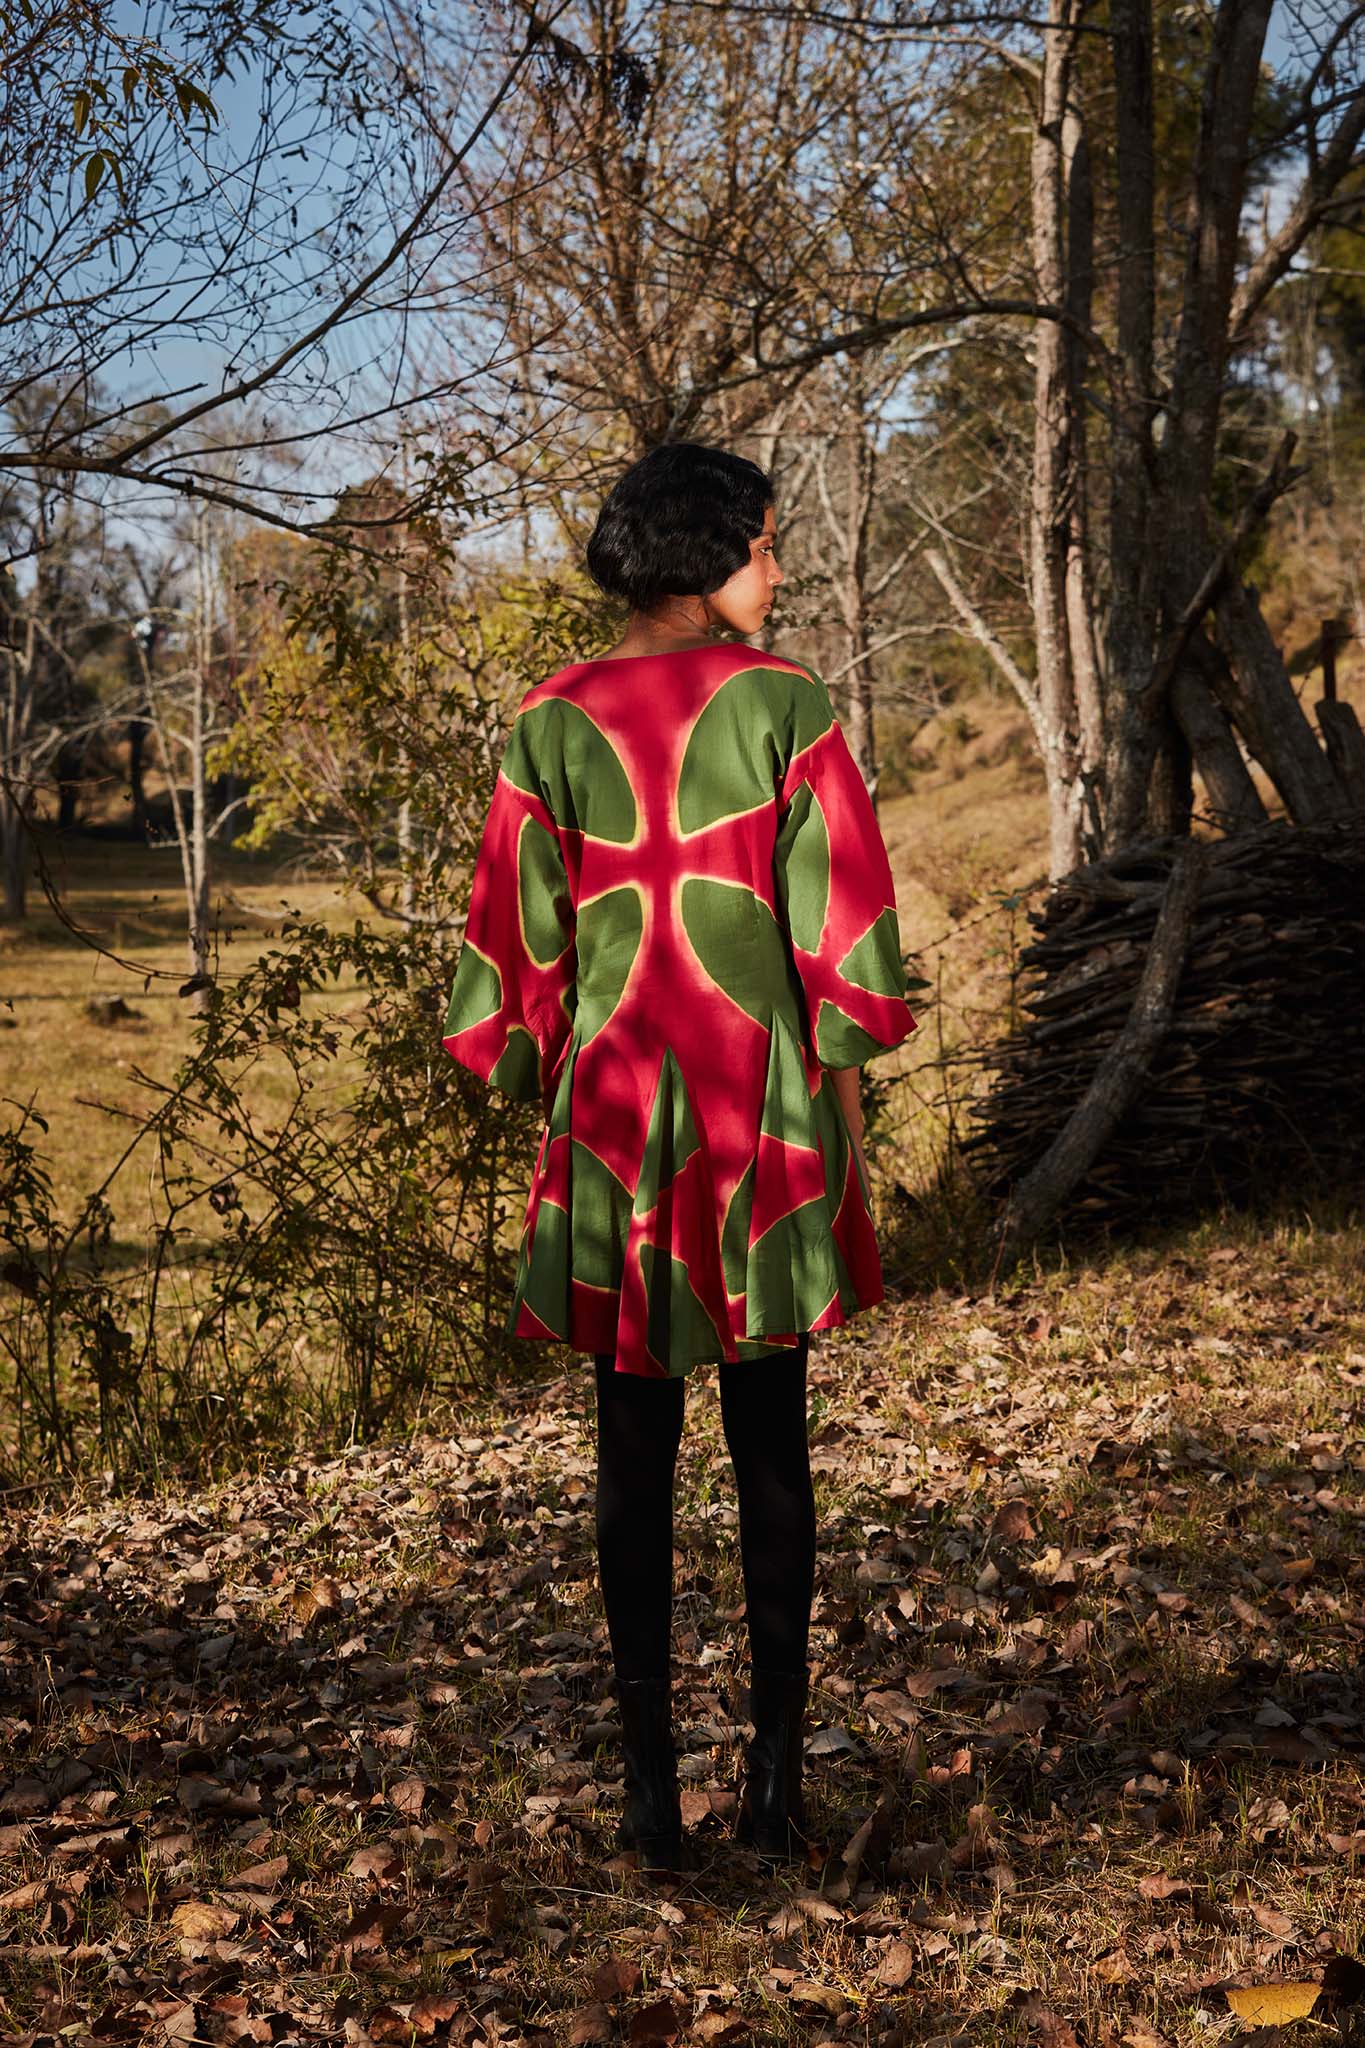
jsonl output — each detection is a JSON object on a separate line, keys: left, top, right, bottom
{"left": 4, "top": 1205, "right": 1365, "bottom": 2048}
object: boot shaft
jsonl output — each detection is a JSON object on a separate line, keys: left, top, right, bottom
{"left": 738, "top": 1664, "right": 809, "bottom": 1859}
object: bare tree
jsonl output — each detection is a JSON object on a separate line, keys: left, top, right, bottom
{"left": 415, "top": 0, "right": 971, "bottom": 516}
{"left": 122, "top": 492, "right": 250, "bottom": 999}
{"left": 1, "top": 0, "right": 571, "bottom": 533}
{"left": 764, "top": 352, "right": 971, "bottom": 798}
{"left": 0, "top": 405, "right": 107, "bottom": 918}
{"left": 871, "top": 0, "right": 1365, "bottom": 871}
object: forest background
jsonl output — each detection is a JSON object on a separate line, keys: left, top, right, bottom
{"left": 5, "top": 7, "right": 1365, "bottom": 2045}
{"left": 1, "top": 0, "right": 1363, "bottom": 1487}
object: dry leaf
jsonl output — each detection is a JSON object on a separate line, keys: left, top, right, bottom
{"left": 841, "top": 1795, "right": 893, "bottom": 1890}
{"left": 692, "top": 2011, "right": 749, "bottom": 2045}
{"left": 787, "top": 1981, "right": 846, "bottom": 2016}
{"left": 877, "top": 1939, "right": 916, "bottom": 1988}
{"left": 388, "top": 1776, "right": 427, "bottom": 1816}
{"left": 569, "top": 2006, "right": 612, "bottom": 2048}
{"left": 1100, "top": 1692, "right": 1140, "bottom": 1726}
{"left": 992, "top": 1499, "right": 1036, "bottom": 1544}
{"left": 679, "top": 1788, "right": 734, "bottom": 1827}
{"left": 1224, "top": 1983, "right": 1319, "bottom": 2025}
{"left": 366, "top": 2007, "right": 412, "bottom": 2044}
{"left": 986, "top": 1694, "right": 1051, "bottom": 1738}
{"left": 628, "top": 1998, "right": 681, "bottom": 2043}
{"left": 152, "top": 2001, "right": 199, "bottom": 2046}
{"left": 863, "top": 1688, "right": 921, "bottom": 1730}
{"left": 170, "top": 1901, "right": 239, "bottom": 1941}
{"left": 1008, "top": 1995, "right": 1080, "bottom": 2047}
{"left": 1250, "top": 1902, "right": 1295, "bottom": 1937}
{"left": 407, "top": 1996, "right": 463, "bottom": 2036}
{"left": 591, "top": 1958, "right": 642, "bottom": 2002}
{"left": 340, "top": 1899, "right": 409, "bottom": 1957}
{"left": 292, "top": 1576, "right": 344, "bottom": 1621}
{"left": 0, "top": 1879, "right": 51, "bottom": 1910}
{"left": 1137, "top": 1872, "right": 1190, "bottom": 1900}
{"left": 903, "top": 1664, "right": 974, "bottom": 1698}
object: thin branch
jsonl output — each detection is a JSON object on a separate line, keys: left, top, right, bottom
{"left": 925, "top": 544, "right": 1048, "bottom": 754}
{"left": 1229, "top": 83, "right": 1365, "bottom": 346}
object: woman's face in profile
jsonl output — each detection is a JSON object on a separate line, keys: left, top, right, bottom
{"left": 703, "top": 503, "right": 784, "bottom": 637}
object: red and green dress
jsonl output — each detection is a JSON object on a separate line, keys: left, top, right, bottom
{"left": 441, "top": 643, "right": 916, "bottom": 1377}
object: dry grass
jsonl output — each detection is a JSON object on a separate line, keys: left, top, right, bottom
{"left": 875, "top": 693, "right": 1050, "bottom": 1215}
{"left": 0, "top": 831, "right": 363, "bottom": 1230}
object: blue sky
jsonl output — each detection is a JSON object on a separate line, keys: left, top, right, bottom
{"left": 77, "top": 0, "right": 1323, "bottom": 559}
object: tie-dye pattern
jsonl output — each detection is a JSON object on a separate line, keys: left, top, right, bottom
{"left": 441, "top": 644, "right": 916, "bottom": 1377}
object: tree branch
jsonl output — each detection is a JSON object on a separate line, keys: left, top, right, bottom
{"left": 3, "top": 2, "right": 575, "bottom": 502}
{"left": 925, "top": 544, "right": 1049, "bottom": 756}
{"left": 1229, "top": 81, "right": 1365, "bottom": 347}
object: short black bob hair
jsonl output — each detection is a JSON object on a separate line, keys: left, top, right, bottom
{"left": 586, "top": 442, "right": 773, "bottom": 614}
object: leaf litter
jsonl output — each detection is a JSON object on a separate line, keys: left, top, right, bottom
{"left": 2, "top": 1219, "right": 1365, "bottom": 2042}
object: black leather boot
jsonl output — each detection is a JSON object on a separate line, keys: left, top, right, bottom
{"left": 736, "top": 1665, "right": 810, "bottom": 1860}
{"left": 613, "top": 1676, "right": 682, "bottom": 1873}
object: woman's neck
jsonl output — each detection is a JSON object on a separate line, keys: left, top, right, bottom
{"left": 602, "top": 599, "right": 736, "bottom": 661}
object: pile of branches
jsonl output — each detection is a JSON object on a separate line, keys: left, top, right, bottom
{"left": 964, "top": 818, "right": 1365, "bottom": 1243}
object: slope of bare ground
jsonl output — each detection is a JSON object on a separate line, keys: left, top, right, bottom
{"left": 4, "top": 1208, "right": 1365, "bottom": 2047}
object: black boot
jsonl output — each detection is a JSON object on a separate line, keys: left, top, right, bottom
{"left": 736, "top": 1665, "right": 809, "bottom": 1861}
{"left": 613, "top": 1677, "right": 682, "bottom": 1873}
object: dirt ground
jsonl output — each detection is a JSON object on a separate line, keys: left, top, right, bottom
{"left": 3, "top": 1205, "right": 1364, "bottom": 2045}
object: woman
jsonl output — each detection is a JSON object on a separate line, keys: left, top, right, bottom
{"left": 441, "top": 442, "right": 915, "bottom": 1873}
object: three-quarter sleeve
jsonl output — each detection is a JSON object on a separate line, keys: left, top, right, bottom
{"left": 773, "top": 665, "right": 917, "bottom": 1068}
{"left": 441, "top": 714, "right": 577, "bottom": 1103}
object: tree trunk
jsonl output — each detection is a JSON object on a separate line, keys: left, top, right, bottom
{"left": 127, "top": 716, "right": 149, "bottom": 830}
{"left": 1101, "top": 0, "right": 1159, "bottom": 848}
{"left": 1210, "top": 576, "right": 1349, "bottom": 821}
{"left": 1, "top": 627, "right": 35, "bottom": 923}
{"left": 1061, "top": 97, "right": 1105, "bottom": 805}
{"left": 188, "top": 517, "right": 212, "bottom": 1009}
{"left": 1147, "top": 713, "right": 1193, "bottom": 839}
{"left": 1170, "top": 637, "right": 1267, "bottom": 830}
{"left": 1029, "top": 0, "right": 1084, "bottom": 878}
{"left": 0, "top": 781, "right": 27, "bottom": 922}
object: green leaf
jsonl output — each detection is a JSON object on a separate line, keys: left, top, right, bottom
{"left": 72, "top": 89, "right": 91, "bottom": 136}
{"left": 83, "top": 152, "right": 107, "bottom": 201}
{"left": 122, "top": 65, "right": 140, "bottom": 104}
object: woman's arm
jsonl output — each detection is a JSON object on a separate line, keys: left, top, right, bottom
{"left": 830, "top": 1065, "right": 868, "bottom": 1181}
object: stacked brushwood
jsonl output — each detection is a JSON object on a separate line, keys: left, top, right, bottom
{"left": 963, "top": 817, "right": 1365, "bottom": 1229}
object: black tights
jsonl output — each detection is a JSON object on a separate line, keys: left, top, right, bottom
{"left": 591, "top": 1337, "right": 817, "bottom": 1681}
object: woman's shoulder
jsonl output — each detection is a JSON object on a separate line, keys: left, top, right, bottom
{"left": 520, "top": 641, "right": 825, "bottom": 709}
